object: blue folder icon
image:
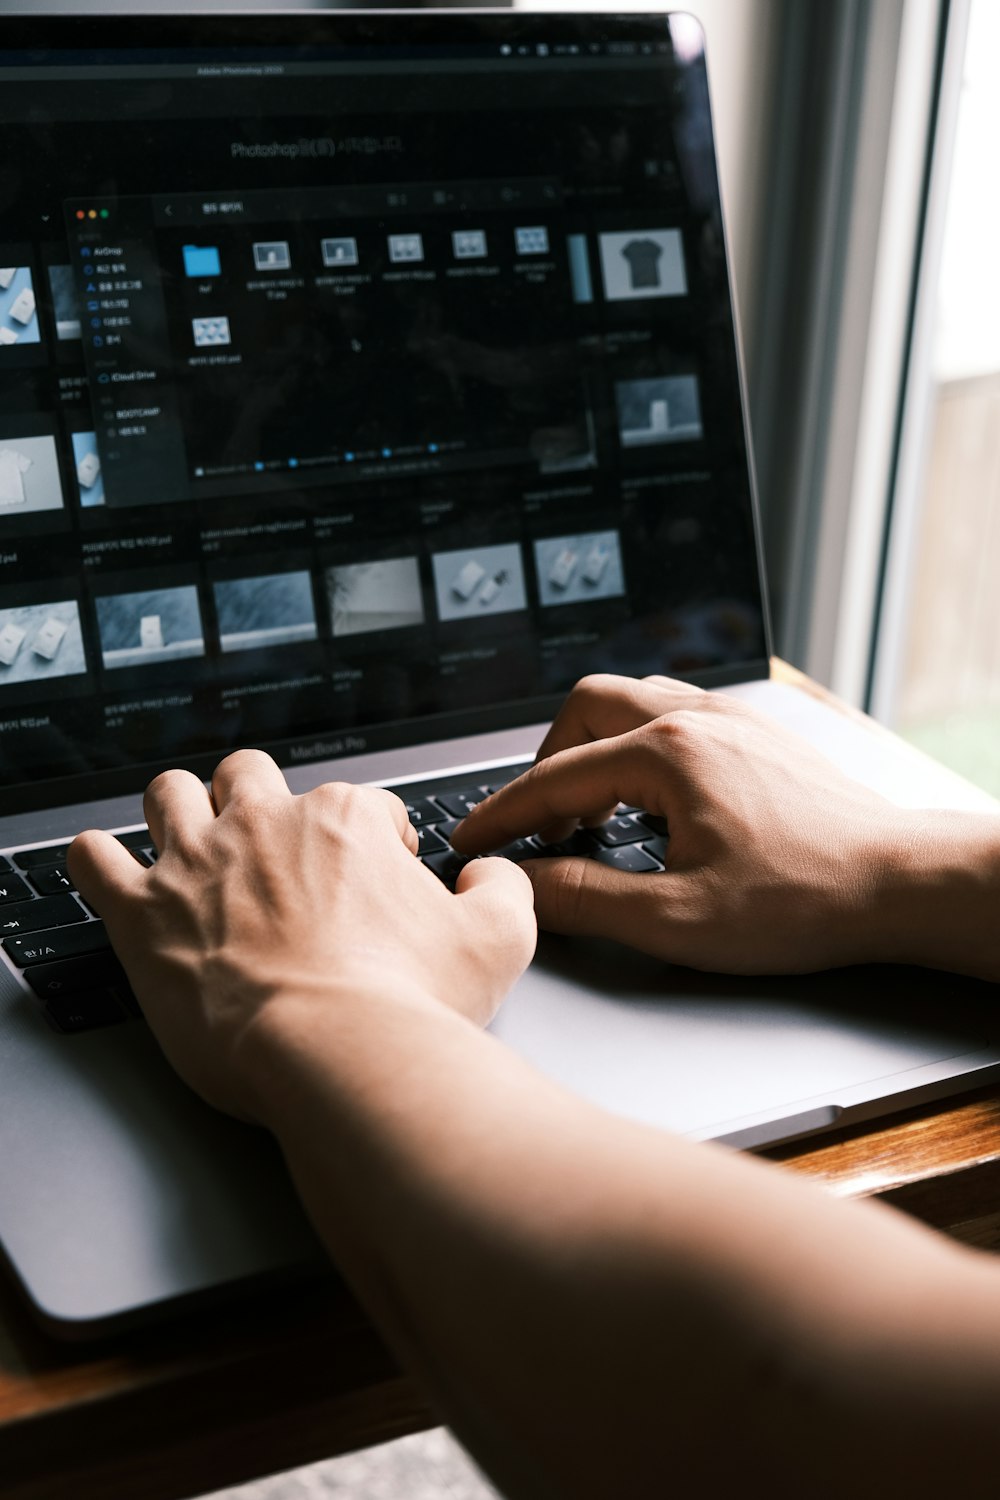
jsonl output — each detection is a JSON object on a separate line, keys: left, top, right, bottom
{"left": 183, "top": 244, "right": 221, "bottom": 278}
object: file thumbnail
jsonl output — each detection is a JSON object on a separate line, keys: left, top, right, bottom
{"left": 214, "top": 571, "right": 317, "bottom": 653}
{"left": 0, "top": 600, "right": 85, "bottom": 684}
{"left": 71, "top": 432, "right": 104, "bottom": 507}
{"left": 534, "top": 530, "right": 625, "bottom": 607}
{"left": 615, "top": 375, "right": 703, "bottom": 448}
{"left": 0, "top": 266, "right": 40, "bottom": 345}
{"left": 326, "top": 557, "right": 424, "bottom": 637}
{"left": 0, "top": 435, "right": 65, "bottom": 517}
{"left": 432, "top": 543, "right": 527, "bottom": 621}
{"left": 96, "top": 585, "right": 205, "bottom": 671}
{"left": 598, "top": 230, "right": 686, "bottom": 302}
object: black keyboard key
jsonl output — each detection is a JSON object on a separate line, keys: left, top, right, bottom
{"left": 592, "top": 815, "right": 649, "bottom": 848}
{"left": 422, "top": 848, "right": 472, "bottom": 889}
{"left": 115, "top": 828, "right": 153, "bottom": 851}
{"left": 416, "top": 824, "right": 449, "bottom": 856}
{"left": 25, "top": 952, "right": 129, "bottom": 1000}
{"left": 435, "top": 787, "right": 490, "bottom": 819}
{"left": 117, "top": 982, "right": 143, "bottom": 1018}
{"left": 12, "top": 844, "right": 74, "bottom": 870}
{"left": 3, "top": 920, "right": 111, "bottom": 967}
{"left": 539, "top": 828, "right": 599, "bottom": 858}
{"left": 492, "top": 838, "right": 546, "bottom": 863}
{"left": 642, "top": 836, "right": 670, "bottom": 866}
{"left": 0, "top": 894, "right": 86, "bottom": 936}
{"left": 638, "top": 811, "right": 669, "bottom": 836}
{"left": 593, "top": 844, "right": 661, "bottom": 873}
{"left": 45, "top": 990, "right": 125, "bottom": 1034}
{"left": 401, "top": 797, "right": 441, "bottom": 828}
{"left": 0, "top": 874, "right": 33, "bottom": 905}
{"left": 0, "top": 855, "right": 11, "bottom": 873}
{"left": 28, "top": 866, "right": 76, "bottom": 897}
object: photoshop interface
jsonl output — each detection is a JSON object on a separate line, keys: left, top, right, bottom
{"left": 0, "top": 18, "right": 766, "bottom": 799}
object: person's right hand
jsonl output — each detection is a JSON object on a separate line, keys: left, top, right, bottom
{"left": 451, "top": 673, "right": 973, "bottom": 977}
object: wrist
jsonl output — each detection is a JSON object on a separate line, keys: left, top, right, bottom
{"left": 864, "top": 810, "right": 1000, "bottom": 982}
{"left": 230, "top": 967, "right": 457, "bottom": 1133}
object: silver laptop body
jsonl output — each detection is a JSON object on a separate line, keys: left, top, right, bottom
{"left": 1, "top": 8, "right": 997, "bottom": 1338}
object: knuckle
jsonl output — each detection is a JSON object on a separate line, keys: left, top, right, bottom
{"left": 309, "top": 781, "right": 358, "bottom": 830}
{"left": 312, "top": 779, "right": 352, "bottom": 807}
{"left": 376, "top": 787, "right": 408, "bottom": 821}
{"left": 146, "top": 766, "right": 186, "bottom": 798}
{"left": 645, "top": 709, "right": 698, "bottom": 745}
{"left": 312, "top": 780, "right": 387, "bottom": 829}
{"left": 573, "top": 671, "right": 617, "bottom": 705}
{"left": 217, "top": 747, "right": 276, "bottom": 777}
{"left": 639, "top": 711, "right": 703, "bottom": 772}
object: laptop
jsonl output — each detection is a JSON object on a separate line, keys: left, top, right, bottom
{"left": 1, "top": 7, "right": 998, "bottom": 1339}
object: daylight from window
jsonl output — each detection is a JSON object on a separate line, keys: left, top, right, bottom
{"left": 893, "top": 0, "right": 1000, "bottom": 796}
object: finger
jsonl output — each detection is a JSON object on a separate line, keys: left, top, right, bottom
{"left": 642, "top": 673, "right": 705, "bottom": 692}
{"left": 143, "top": 768, "right": 215, "bottom": 853}
{"left": 522, "top": 857, "right": 682, "bottom": 957}
{"left": 534, "top": 672, "right": 706, "bottom": 764}
{"left": 67, "top": 828, "right": 147, "bottom": 922}
{"left": 211, "top": 748, "right": 291, "bottom": 813}
{"left": 368, "top": 785, "right": 421, "bottom": 857}
{"left": 453, "top": 856, "right": 537, "bottom": 982}
{"left": 452, "top": 731, "right": 661, "bottom": 854}
{"left": 305, "top": 781, "right": 420, "bottom": 858}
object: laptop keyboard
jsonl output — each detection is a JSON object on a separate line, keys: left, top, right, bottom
{"left": 1, "top": 782, "right": 669, "bottom": 1035}
{"left": 0, "top": 828, "right": 155, "bottom": 1033}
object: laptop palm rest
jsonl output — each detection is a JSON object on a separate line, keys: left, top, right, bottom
{"left": 491, "top": 935, "right": 998, "bottom": 1149}
{"left": 0, "top": 968, "right": 322, "bottom": 1337}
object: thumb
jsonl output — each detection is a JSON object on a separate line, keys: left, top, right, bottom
{"left": 522, "top": 856, "right": 683, "bottom": 959}
{"left": 454, "top": 855, "right": 538, "bottom": 983}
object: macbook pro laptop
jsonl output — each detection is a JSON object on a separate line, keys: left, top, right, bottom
{"left": 1, "top": 7, "right": 998, "bottom": 1338}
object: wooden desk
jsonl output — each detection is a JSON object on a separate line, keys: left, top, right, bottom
{"left": 3, "top": 662, "right": 999, "bottom": 1500}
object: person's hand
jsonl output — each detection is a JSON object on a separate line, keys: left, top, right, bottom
{"left": 66, "top": 750, "right": 535, "bottom": 1124}
{"left": 451, "top": 673, "right": 924, "bottom": 976}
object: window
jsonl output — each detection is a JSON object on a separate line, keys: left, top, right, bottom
{"left": 872, "top": 0, "right": 1000, "bottom": 797}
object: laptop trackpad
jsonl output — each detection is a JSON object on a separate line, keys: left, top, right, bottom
{"left": 490, "top": 935, "right": 993, "bottom": 1145}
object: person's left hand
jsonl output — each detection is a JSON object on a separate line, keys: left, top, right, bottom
{"left": 67, "top": 750, "right": 536, "bottom": 1125}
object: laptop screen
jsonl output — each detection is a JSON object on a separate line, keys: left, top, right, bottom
{"left": 0, "top": 11, "right": 769, "bottom": 812}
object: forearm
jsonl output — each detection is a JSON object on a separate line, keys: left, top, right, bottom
{"left": 241, "top": 981, "right": 1000, "bottom": 1498}
{"left": 872, "top": 811, "right": 1000, "bottom": 981}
